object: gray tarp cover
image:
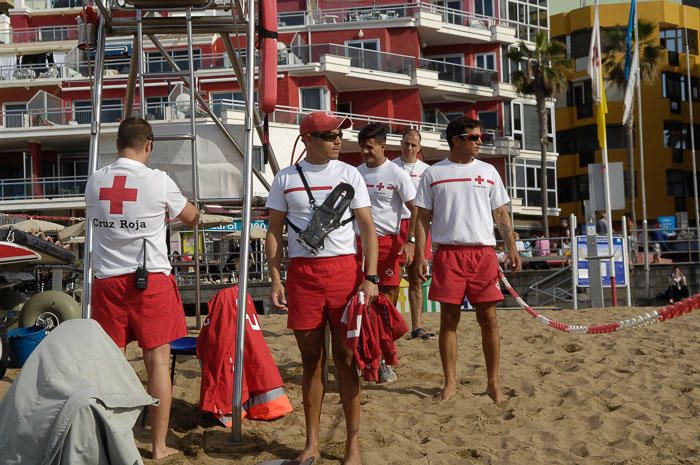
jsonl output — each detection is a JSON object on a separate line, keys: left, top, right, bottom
{"left": 0, "top": 319, "right": 157, "bottom": 465}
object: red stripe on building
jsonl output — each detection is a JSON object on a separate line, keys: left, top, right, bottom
{"left": 284, "top": 186, "right": 333, "bottom": 194}
{"left": 430, "top": 178, "right": 472, "bottom": 187}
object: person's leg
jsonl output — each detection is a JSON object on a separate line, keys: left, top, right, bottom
{"left": 329, "top": 324, "right": 362, "bottom": 465}
{"left": 379, "top": 285, "right": 400, "bottom": 306}
{"left": 293, "top": 327, "right": 327, "bottom": 462}
{"left": 435, "top": 302, "right": 461, "bottom": 401}
{"left": 407, "top": 262, "right": 424, "bottom": 332}
{"left": 474, "top": 301, "right": 506, "bottom": 403}
{"left": 143, "top": 344, "right": 179, "bottom": 459}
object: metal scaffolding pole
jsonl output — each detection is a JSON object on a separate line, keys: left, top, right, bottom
{"left": 231, "top": 0, "right": 255, "bottom": 444}
{"left": 81, "top": 14, "right": 107, "bottom": 320}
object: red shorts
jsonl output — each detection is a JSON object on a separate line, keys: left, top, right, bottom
{"left": 399, "top": 218, "right": 433, "bottom": 265}
{"left": 92, "top": 272, "right": 187, "bottom": 350}
{"left": 286, "top": 255, "right": 360, "bottom": 331}
{"left": 429, "top": 245, "right": 503, "bottom": 305}
{"left": 356, "top": 235, "right": 403, "bottom": 287}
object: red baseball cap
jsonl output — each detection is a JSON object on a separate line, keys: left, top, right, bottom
{"left": 299, "top": 111, "right": 352, "bottom": 135}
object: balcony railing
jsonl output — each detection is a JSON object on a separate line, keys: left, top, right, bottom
{"left": 277, "top": 1, "right": 511, "bottom": 30}
{"left": 23, "top": 0, "right": 84, "bottom": 9}
{"left": 0, "top": 176, "right": 87, "bottom": 201}
{"left": 287, "top": 44, "right": 498, "bottom": 87}
{"left": 5, "top": 25, "right": 78, "bottom": 44}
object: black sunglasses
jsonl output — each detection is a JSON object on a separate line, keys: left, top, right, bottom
{"left": 458, "top": 133, "right": 482, "bottom": 142}
{"left": 311, "top": 131, "right": 343, "bottom": 142}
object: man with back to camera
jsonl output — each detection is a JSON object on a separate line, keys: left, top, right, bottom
{"left": 355, "top": 122, "right": 417, "bottom": 383}
{"left": 392, "top": 129, "right": 436, "bottom": 341}
{"left": 414, "top": 117, "right": 521, "bottom": 403}
{"left": 85, "top": 117, "right": 199, "bottom": 459}
{"left": 265, "top": 111, "right": 379, "bottom": 465}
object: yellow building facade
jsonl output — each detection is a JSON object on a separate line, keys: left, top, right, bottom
{"left": 551, "top": 1, "right": 700, "bottom": 227}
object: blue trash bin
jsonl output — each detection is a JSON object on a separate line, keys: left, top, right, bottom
{"left": 8, "top": 326, "right": 47, "bottom": 367}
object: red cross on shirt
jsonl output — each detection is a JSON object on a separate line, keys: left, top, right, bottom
{"left": 99, "top": 175, "right": 138, "bottom": 215}
{"left": 474, "top": 176, "right": 485, "bottom": 185}
{"left": 376, "top": 182, "right": 385, "bottom": 191}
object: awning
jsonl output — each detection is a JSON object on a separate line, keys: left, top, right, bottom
{"left": 88, "top": 43, "right": 132, "bottom": 58}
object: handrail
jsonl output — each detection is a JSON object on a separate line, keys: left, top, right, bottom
{"left": 4, "top": 25, "right": 78, "bottom": 44}
{"left": 0, "top": 175, "right": 88, "bottom": 201}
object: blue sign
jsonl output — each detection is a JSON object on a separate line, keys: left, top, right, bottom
{"left": 206, "top": 219, "right": 268, "bottom": 232}
{"left": 575, "top": 235, "right": 627, "bottom": 287}
{"left": 657, "top": 216, "right": 676, "bottom": 231}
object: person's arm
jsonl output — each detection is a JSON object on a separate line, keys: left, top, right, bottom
{"left": 354, "top": 206, "right": 379, "bottom": 302}
{"left": 176, "top": 202, "right": 200, "bottom": 226}
{"left": 265, "top": 209, "right": 288, "bottom": 310}
{"left": 414, "top": 206, "right": 432, "bottom": 282}
{"left": 398, "top": 199, "right": 416, "bottom": 265}
{"left": 493, "top": 204, "right": 521, "bottom": 272}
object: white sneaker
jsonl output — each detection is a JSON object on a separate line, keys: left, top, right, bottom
{"left": 379, "top": 360, "right": 397, "bottom": 384}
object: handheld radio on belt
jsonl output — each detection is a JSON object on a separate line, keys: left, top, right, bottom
{"left": 135, "top": 238, "right": 148, "bottom": 289}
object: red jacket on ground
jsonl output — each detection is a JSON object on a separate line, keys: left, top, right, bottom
{"left": 341, "top": 292, "right": 409, "bottom": 382}
{"left": 197, "top": 286, "right": 292, "bottom": 421}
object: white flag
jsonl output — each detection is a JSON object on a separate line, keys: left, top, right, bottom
{"left": 587, "top": 7, "right": 603, "bottom": 104}
{"left": 622, "top": 46, "right": 639, "bottom": 125}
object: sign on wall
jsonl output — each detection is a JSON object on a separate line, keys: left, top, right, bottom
{"left": 574, "top": 235, "right": 628, "bottom": 287}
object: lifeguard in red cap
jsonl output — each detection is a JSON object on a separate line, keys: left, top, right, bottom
{"left": 85, "top": 117, "right": 199, "bottom": 459}
{"left": 265, "top": 111, "right": 379, "bottom": 465}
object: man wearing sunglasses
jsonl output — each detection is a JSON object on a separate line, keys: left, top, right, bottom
{"left": 86, "top": 117, "right": 199, "bottom": 459}
{"left": 265, "top": 111, "right": 378, "bottom": 465}
{"left": 414, "top": 117, "right": 521, "bottom": 404}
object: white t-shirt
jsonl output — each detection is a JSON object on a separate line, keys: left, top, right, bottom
{"left": 392, "top": 157, "right": 430, "bottom": 220}
{"left": 266, "top": 159, "right": 371, "bottom": 258}
{"left": 85, "top": 157, "right": 188, "bottom": 278}
{"left": 415, "top": 158, "right": 509, "bottom": 246}
{"left": 357, "top": 160, "right": 416, "bottom": 236}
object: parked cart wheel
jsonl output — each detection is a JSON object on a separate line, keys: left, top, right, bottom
{"left": 19, "top": 291, "right": 81, "bottom": 331}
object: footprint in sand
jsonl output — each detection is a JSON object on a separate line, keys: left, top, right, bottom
{"left": 563, "top": 342, "right": 583, "bottom": 353}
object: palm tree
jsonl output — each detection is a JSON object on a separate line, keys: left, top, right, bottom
{"left": 602, "top": 20, "right": 661, "bottom": 226}
{"left": 507, "top": 32, "right": 570, "bottom": 237}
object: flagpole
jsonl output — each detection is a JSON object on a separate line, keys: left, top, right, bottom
{"left": 595, "top": 0, "right": 617, "bottom": 306}
{"left": 634, "top": 0, "right": 650, "bottom": 297}
{"left": 683, "top": 6, "right": 700, "bottom": 263}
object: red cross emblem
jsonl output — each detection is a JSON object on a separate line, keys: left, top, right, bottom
{"left": 99, "top": 175, "right": 138, "bottom": 215}
{"left": 376, "top": 182, "right": 385, "bottom": 191}
{"left": 474, "top": 176, "right": 485, "bottom": 185}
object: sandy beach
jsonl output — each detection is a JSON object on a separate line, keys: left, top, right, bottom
{"left": 2, "top": 307, "right": 699, "bottom": 465}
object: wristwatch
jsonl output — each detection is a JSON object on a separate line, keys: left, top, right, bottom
{"left": 407, "top": 235, "right": 416, "bottom": 244}
{"left": 365, "top": 274, "right": 380, "bottom": 284}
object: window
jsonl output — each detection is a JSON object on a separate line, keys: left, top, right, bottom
{"left": 445, "top": 112, "right": 464, "bottom": 121}
{"left": 300, "top": 88, "right": 329, "bottom": 111}
{"left": 73, "top": 101, "right": 92, "bottom": 124}
{"left": 558, "top": 175, "right": 589, "bottom": 204}
{"left": 606, "top": 124, "right": 627, "bottom": 150}
{"left": 474, "top": 0, "right": 494, "bottom": 17}
{"left": 345, "top": 40, "right": 380, "bottom": 70}
{"left": 664, "top": 121, "right": 689, "bottom": 163}
{"left": 662, "top": 72, "right": 687, "bottom": 113}
{"left": 478, "top": 111, "right": 498, "bottom": 130}
{"left": 101, "top": 99, "right": 122, "bottom": 123}
{"left": 424, "top": 55, "right": 464, "bottom": 83}
{"left": 337, "top": 102, "right": 352, "bottom": 114}
{"left": 145, "top": 96, "right": 167, "bottom": 120}
{"left": 514, "top": 158, "right": 557, "bottom": 208}
{"left": 475, "top": 52, "right": 496, "bottom": 71}
{"left": 511, "top": 102, "right": 554, "bottom": 152}
{"left": 507, "top": 0, "right": 548, "bottom": 41}
{"left": 434, "top": 1, "right": 462, "bottom": 25}
{"left": 3, "top": 102, "right": 27, "bottom": 128}
{"left": 147, "top": 49, "right": 201, "bottom": 73}
{"left": 660, "top": 28, "right": 698, "bottom": 56}
{"left": 666, "top": 169, "right": 692, "bottom": 198}
{"left": 569, "top": 80, "right": 593, "bottom": 119}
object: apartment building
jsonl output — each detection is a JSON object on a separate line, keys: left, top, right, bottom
{"left": 0, "top": 0, "right": 557, "bottom": 231}
{"left": 552, "top": 1, "right": 700, "bottom": 225}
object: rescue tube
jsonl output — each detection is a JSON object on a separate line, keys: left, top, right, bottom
{"left": 19, "top": 291, "right": 81, "bottom": 331}
{"left": 258, "top": 0, "right": 278, "bottom": 114}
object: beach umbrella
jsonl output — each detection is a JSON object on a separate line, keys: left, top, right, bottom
{"left": 171, "top": 213, "right": 234, "bottom": 229}
{"left": 223, "top": 228, "right": 267, "bottom": 240}
{"left": 0, "top": 219, "right": 64, "bottom": 234}
{"left": 58, "top": 221, "right": 86, "bottom": 242}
